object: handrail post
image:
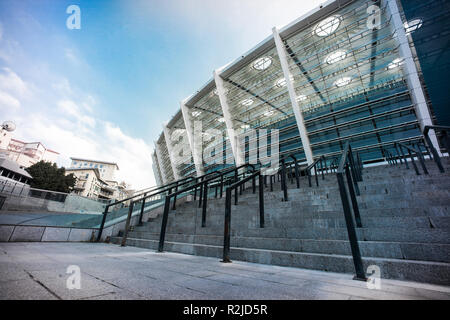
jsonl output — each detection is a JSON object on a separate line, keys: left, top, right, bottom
{"left": 201, "top": 182, "right": 208, "bottom": 227}
{"left": 172, "top": 184, "right": 179, "bottom": 210}
{"left": 345, "top": 165, "right": 362, "bottom": 228}
{"left": 234, "top": 170, "right": 238, "bottom": 204}
{"left": 198, "top": 182, "right": 203, "bottom": 208}
{"left": 314, "top": 164, "right": 319, "bottom": 187}
{"left": 293, "top": 158, "right": 300, "bottom": 188}
{"left": 414, "top": 143, "right": 429, "bottom": 175}
{"left": 96, "top": 206, "right": 109, "bottom": 242}
{"left": 307, "top": 168, "right": 312, "bottom": 187}
{"left": 120, "top": 201, "right": 135, "bottom": 246}
{"left": 222, "top": 188, "right": 232, "bottom": 263}
{"left": 138, "top": 193, "right": 147, "bottom": 226}
{"left": 408, "top": 149, "right": 420, "bottom": 175}
{"left": 394, "top": 144, "right": 403, "bottom": 165}
{"left": 258, "top": 173, "right": 265, "bottom": 228}
{"left": 281, "top": 158, "right": 288, "bottom": 201}
{"left": 336, "top": 172, "right": 367, "bottom": 281}
{"left": 398, "top": 144, "right": 409, "bottom": 169}
{"left": 320, "top": 157, "right": 325, "bottom": 180}
{"left": 348, "top": 145, "right": 361, "bottom": 183}
{"left": 158, "top": 196, "right": 171, "bottom": 252}
{"left": 424, "top": 128, "right": 444, "bottom": 172}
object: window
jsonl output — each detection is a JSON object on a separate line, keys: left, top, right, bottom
{"left": 191, "top": 111, "right": 202, "bottom": 117}
{"left": 252, "top": 56, "right": 272, "bottom": 71}
{"left": 325, "top": 51, "right": 347, "bottom": 64}
{"left": 334, "top": 77, "right": 352, "bottom": 87}
{"left": 100, "top": 165, "right": 103, "bottom": 168}
{"left": 263, "top": 110, "right": 274, "bottom": 117}
{"left": 313, "top": 15, "right": 341, "bottom": 37}
{"left": 404, "top": 18, "right": 423, "bottom": 35}
{"left": 387, "top": 58, "right": 404, "bottom": 69}
{"left": 240, "top": 98, "right": 254, "bottom": 106}
{"left": 296, "top": 95, "right": 307, "bottom": 102}
{"left": 274, "top": 75, "right": 293, "bottom": 88}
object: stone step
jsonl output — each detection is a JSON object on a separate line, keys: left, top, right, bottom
{"left": 110, "top": 236, "right": 450, "bottom": 286}
{"left": 122, "top": 232, "right": 450, "bottom": 263}
{"left": 135, "top": 221, "right": 450, "bottom": 244}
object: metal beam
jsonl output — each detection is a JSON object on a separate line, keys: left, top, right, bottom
{"left": 151, "top": 152, "right": 163, "bottom": 186}
{"left": 214, "top": 69, "right": 245, "bottom": 166}
{"left": 384, "top": 0, "right": 440, "bottom": 153}
{"left": 154, "top": 141, "right": 169, "bottom": 184}
{"left": 181, "top": 99, "right": 205, "bottom": 177}
{"left": 273, "top": 26, "right": 314, "bottom": 165}
{"left": 163, "top": 124, "right": 181, "bottom": 180}
{"left": 225, "top": 78, "right": 288, "bottom": 116}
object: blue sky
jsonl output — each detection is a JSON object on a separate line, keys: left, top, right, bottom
{"left": 0, "top": 0, "right": 323, "bottom": 188}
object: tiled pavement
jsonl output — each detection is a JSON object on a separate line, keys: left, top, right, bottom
{"left": 0, "top": 242, "right": 449, "bottom": 300}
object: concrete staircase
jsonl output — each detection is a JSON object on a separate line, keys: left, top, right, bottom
{"left": 111, "top": 158, "right": 450, "bottom": 285}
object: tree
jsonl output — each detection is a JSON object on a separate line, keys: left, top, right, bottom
{"left": 26, "top": 161, "right": 76, "bottom": 193}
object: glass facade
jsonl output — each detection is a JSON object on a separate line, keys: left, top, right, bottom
{"left": 153, "top": 0, "right": 444, "bottom": 184}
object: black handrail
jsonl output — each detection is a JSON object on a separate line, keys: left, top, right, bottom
{"left": 156, "top": 164, "right": 256, "bottom": 252}
{"left": 336, "top": 141, "right": 366, "bottom": 281}
{"left": 424, "top": 125, "right": 450, "bottom": 173}
{"left": 97, "top": 169, "right": 220, "bottom": 241}
{"left": 394, "top": 142, "right": 428, "bottom": 175}
{"left": 222, "top": 170, "right": 264, "bottom": 263}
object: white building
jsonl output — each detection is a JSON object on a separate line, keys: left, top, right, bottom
{"left": 67, "top": 158, "right": 133, "bottom": 201}
{"left": 0, "top": 133, "right": 59, "bottom": 168}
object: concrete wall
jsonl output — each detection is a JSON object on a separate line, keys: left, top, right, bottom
{"left": 0, "top": 225, "right": 97, "bottom": 242}
{"left": 1, "top": 192, "right": 106, "bottom": 214}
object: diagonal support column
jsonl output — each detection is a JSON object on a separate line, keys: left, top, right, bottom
{"left": 163, "top": 124, "right": 181, "bottom": 180}
{"left": 214, "top": 69, "right": 244, "bottom": 167}
{"left": 273, "top": 27, "right": 314, "bottom": 165}
{"left": 154, "top": 141, "right": 169, "bottom": 184}
{"left": 181, "top": 99, "right": 205, "bottom": 177}
{"left": 151, "top": 152, "right": 163, "bottom": 186}
{"left": 384, "top": 0, "right": 440, "bottom": 153}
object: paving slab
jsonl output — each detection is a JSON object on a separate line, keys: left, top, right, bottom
{"left": 0, "top": 242, "right": 449, "bottom": 300}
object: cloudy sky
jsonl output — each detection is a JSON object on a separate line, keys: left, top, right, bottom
{"left": 0, "top": 0, "right": 324, "bottom": 189}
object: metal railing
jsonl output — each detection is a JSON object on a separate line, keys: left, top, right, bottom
{"left": 117, "top": 164, "right": 256, "bottom": 249}
{"left": 222, "top": 170, "right": 264, "bottom": 263}
{"left": 278, "top": 154, "right": 334, "bottom": 201}
{"left": 393, "top": 141, "right": 429, "bottom": 175}
{"left": 336, "top": 141, "right": 366, "bottom": 281}
{"left": 424, "top": 125, "right": 450, "bottom": 173}
{"left": 96, "top": 171, "right": 213, "bottom": 241}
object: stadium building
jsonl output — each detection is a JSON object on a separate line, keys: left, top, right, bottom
{"left": 152, "top": 0, "right": 450, "bottom": 184}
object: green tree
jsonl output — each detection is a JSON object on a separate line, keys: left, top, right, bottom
{"left": 26, "top": 161, "right": 76, "bottom": 193}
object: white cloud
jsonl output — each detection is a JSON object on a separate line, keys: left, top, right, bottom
{"left": 0, "top": 67, "right": 29, "bottom": 97}
{"left": 58, "top": 99, "right": 96, "bottom": 128}
{"left": 0, "top": 90, "right": 20, "bottom": 109}
{"left": 1, "top": 68, "right": 156, "bottom": 190}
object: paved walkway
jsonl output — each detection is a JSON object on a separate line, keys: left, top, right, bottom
{"left": 0, "top": 242, "right": 449, "bottom": 300}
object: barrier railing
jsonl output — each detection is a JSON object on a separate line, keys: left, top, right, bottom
{"left": 96, "top": 171, "right": 213, "bottom": 241}
{"left": 222, "top": 170, "right": 264, "bottom": 263}
{"left": 423, "top": 125, "right": 450, "bottom": 173}
{"left": 393, "top": 141, "right": 429, "bottom": 175}
{"left": 336, "top": 141, "right": 366, "bottom": 281}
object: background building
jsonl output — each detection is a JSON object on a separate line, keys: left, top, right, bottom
{"left": 66, "top": 167, "right": 116, "bottom": 200}
{"left": 151, "top": 0, "right": 449, "bottom": 185}
{"left": 0, "top": 131, "right": 59, "bottom": 168}
{"left": 67, "top": 158, "right": 133, "bottom": 201}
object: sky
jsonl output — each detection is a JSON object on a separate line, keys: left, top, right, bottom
{"left": 0, "top": 0, "right": 324, "bottom": 189}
